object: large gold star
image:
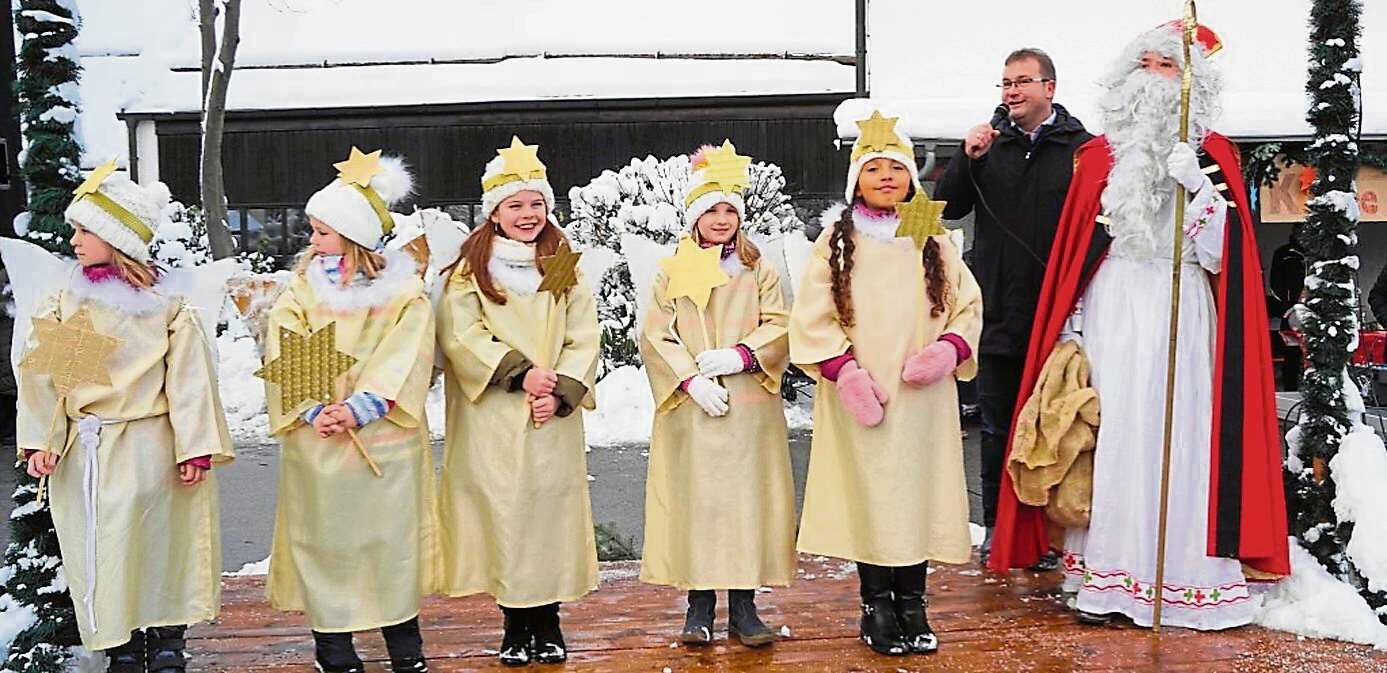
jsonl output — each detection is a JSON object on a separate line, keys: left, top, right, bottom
{"left": 855, "top": 110, "right": 908, "bottom": 155}
{"left": 538, "top": 240, "right": 582, "bottom": 295}
{"left": 255, "top": 322, "right": 358, "bottom": 414}
{"left": 895, "top": 192, "right": 949, "bottom": 249}
{"left": 333, "top": 147, "right": 384, "bottom": 187}
{"left": 496, "top": 136, "right": 547, "bottom": 182}
{"left": 660, "top": 236, "right": 730, "bottom": 312}
{"left": 700, "top": 139, "right": 752, "bottom": 193}
{"left": 20, "top": 307, "right": 122, "bottom": 396}
{"left": 73, "top": 160, "right": 119, "bottom": 199}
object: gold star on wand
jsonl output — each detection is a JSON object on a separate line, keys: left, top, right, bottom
{"left": 333, "top": 147, "right": 384, "bottom": 187}
{"left": 73, "top": 160, "right": 119, "bottom": 199}
{"left": 701, "top": 139, "right": 752, "bottom": 193}
{"left": 497, "top": 136, "right": 547, "bottom": 182}
{"left": 21, "top": 307, "right": 122, "bottom": 396}
{"left": 256, "top": 323, "right": 382, "bottom": 476}
{"left": 855, "top": 111, "right": 908, "bottom": 155}
{"left": 895, "top": 192, "right": 949, "bottom": 249}
{"left": 661, "top": 236, "right": 730, "bottom": 312}
{"left": 538, "top": 240, "right": 582, "bottom": 295}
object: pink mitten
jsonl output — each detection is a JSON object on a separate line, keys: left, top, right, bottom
{"left": 836, "top": 360, "right": 889, "bottom": 427}
{"left": 902, "top": 341, "right": 959, "bottom": 387}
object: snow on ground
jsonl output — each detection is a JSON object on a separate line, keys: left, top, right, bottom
{"left": 217, "top": 321, "right": 270, "bottom": 444}
{"left": 582, "top": 366, "right": 657, "bottom": 446}
{"left": 224, "top": 556, "right": 271, "bottom": 578}
{"left": 1329, "top": 426, "right": 1387, "bottom": 594}
{"left": 1254, "top": 541, "right": 1387, "bottom": 650}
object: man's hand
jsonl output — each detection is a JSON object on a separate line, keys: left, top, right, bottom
{"left": 965, "top": 122, "right": 1002, "bottom": 160}
{"left": 25, "top": 450, "right": 58, "bottom": 478}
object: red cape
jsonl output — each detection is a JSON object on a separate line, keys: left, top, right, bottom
{"left": 988, "top": 134, "right": 1290, "bottom": 577}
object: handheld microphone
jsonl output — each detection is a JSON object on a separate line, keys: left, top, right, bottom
{"left": 990, "top": 104, "right": 1010, "bottom": 130}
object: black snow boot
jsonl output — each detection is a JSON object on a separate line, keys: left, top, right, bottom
{"left": 892, "top": 563, "right": 939, "bottom": 654}
{"left": 530, "top": 603, "right": 567, "bottom": 664}
{"left": 381, "top": 616, "right": 429, "bottom": 672}
{"left": 311, "top": 630, "right": 364, "bottom": 673}
{"left": 856, "top": 563, "right": 907, "bottom": 656}
{"left": 679, "top": 590, "right": 716, "bottom": 645}
{"left": 146, "top": 625, "right": 190, "bottom": 672}
{"left": 105, "top": 630, "right": 145, "bottom": 673}
{"left": 498, "top": 605, "right": 532, "bottom": 667}
{"left": 727, "top": 589, "right": 775, "bottom": 648}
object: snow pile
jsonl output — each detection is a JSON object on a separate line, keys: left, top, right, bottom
{"left": 1254, "top": 541, "right": 1387, "bottom": 649}
{"left": 217, "top": 322, "right": 270, "bottom": 443}
{"left": 1329, "top": 426, "right": 1387, "bottom": 595}
{"left": 582, "top": 366, "right": 656, "bottom": 446}
{"left": 224, "top": 556, "right": 270, "bottom": 578}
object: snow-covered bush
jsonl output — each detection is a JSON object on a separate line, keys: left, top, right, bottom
{"left": 566, "top": 154, "right": 804, "bottom": 378}
{"left": 150, "top": 201, "right": 212, "bottom": 269}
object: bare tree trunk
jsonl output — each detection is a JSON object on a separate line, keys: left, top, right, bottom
{"left": 198, "top": 0, "right": 214, "bottom": 102}
{"left": 201, "top": 0, "right": 240, "bottom": 259}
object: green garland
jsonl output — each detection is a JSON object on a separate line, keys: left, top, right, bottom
{"left": 13, "top": 1, "right": 82, "bottom": 255}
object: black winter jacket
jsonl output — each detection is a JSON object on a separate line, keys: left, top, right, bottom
{"left": 935, "top": 103, "right": 1093, "bottom": 357}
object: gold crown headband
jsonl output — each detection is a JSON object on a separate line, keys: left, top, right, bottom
{"left": 70, "top": 160, "right": 154, "bottom": 243}
{"left": 334, "top": 147, "right": 395, "bottom": 234}
{"left": 482, "top": 136, "right": 548, "bottom": 193}
{"left": 684, "top": 140, "right": 752, "bottom": 208}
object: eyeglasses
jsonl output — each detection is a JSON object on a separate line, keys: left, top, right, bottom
{"left": 997, "top": 77, "right": 1053, "bottom": 90}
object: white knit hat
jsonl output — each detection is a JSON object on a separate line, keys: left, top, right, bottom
{"left": 844, "top": 110, "right": 923, "bottom": 203}
{"left": 64, "top": 160, "right": 170, "bottom": 264}
{"left": 683, "top": 139, "right": 750, "bottom": 229}
{"left": 305, "top": 147, "right": 414, "bottom": 250}
{"left": 481, "top": 136, "right": 555, "bottom": 221}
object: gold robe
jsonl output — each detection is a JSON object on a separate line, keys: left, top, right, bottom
{"left": 264, "top": 253, "right": 440, "bottom": 632}
{"left": 16, "top": 279, "right": 234, "bottom": 651}
{"left": 639, "top": 259, "right": 796, "bottom": 589}
{"left": 436, "top": 264, "right": 600, "bottom": 608}
{"left": 789, "top": 225, "right": 982, "bottom": 566}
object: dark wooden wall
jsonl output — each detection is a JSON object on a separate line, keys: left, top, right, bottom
{"left": 142, "top": 94, "right": 851, "bottom": 211}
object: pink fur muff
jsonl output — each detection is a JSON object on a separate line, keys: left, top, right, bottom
{"left": 902, "top": 341, "right": 958, "bottom": 387}
{"left": 836, "top": 360, "right": 888, "bottom": 427}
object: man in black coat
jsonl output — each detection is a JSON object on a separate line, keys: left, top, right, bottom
{"left": 934, "top": 48, "right": 1093, "bottom": 566}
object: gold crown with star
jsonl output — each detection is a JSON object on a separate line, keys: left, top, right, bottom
{"left": 305, "top": 147, "right": 414, "bottom": 249}
{"left": 480, "top": 136, "right": 557, "bottom": 219}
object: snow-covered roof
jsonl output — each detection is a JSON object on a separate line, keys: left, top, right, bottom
{"left": 71, "top": 0, "right": 855, "bottom": 167}
{"left": 836, "top": 0, "right": 1387, "bottom": 142}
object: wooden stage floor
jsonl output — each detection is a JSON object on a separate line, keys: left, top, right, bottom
{"left": 190, "top": 555, "right": 1387, "bottom": 672}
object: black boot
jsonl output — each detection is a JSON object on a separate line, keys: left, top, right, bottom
{"left": 146, "top": 625, "right": 190, "bottom": 672}
{"left": 498, "top": 606, "right": 532, "bottom": 667}
{"left": 679, "top": 590, "right": 716, "bottom": 645}
{"left": 856, "top": 563, "right": 907, "bottom": 656}
{"left": 892, "top": 563, "right": 938, "bottom": 654}
{"left": 978, "top": 526, "right": 995, "bottom": 565}
{"left": 381, "top": 616, "right": 429, "bottom": 672}
{"left": 105, "top": 630, "right": 145, "bottom": 673}
{"left": 311, "top": 630, "right": 364, "bottom": 673}
{"left": 530, "top": 603, "right": 567, "bottom": 664}
{"left": 727, "top": 589, "right": 775, "bottom": 648}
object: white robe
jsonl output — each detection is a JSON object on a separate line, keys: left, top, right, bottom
{"left": 1061, "top": 179, "right": 1257, "bottom": 630}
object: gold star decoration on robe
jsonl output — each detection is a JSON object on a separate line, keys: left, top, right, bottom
{"left": 333, "top": 147, "right": 384, "bottom": 188}
{"left": 894, "top": 192, "right": 949, "bottom": 249}
{"left": 496, "top": 136, "right": 547, "bottom": 182}
{"left": 855, "top": 111, "right": 908, "bottom": 155}
{"left": 255, "top": 322, "right": 358, "bottom": 413}
{"left": 73, "top": 160, "right": 119, "bottom": 199}
{"left": 660, "top": 236, "right": 730, "bottom": 312}
{"left": 700, "top": 139, "right": 752, "bottom": 192}
{"left": 20, "top": 307, "right": 122, "bottom": 396}
{"left": 538, "top": 240, "right": 583, "bottom": 295}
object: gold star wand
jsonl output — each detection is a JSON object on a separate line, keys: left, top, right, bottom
{"left": 20, "top": 307, "right": 123, "bottom": 502}
{"left": 660, "top": 236, "right": 732, "bottom": 378}
{"left": 532, "top": 241, "right": 583, "bottom": 428}
{"left": 255, "top": 322, "right": 382, "bottom": 477}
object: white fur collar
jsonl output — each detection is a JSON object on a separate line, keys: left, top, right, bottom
{"left": 67, "top": 267, "right": 172, "bottom": 316}
{"left": 817, "top": 202, "right": 903, "bottom": 243}
{"left": 305, "top": 247, "right": 420, "bottom": 310}
{"left": 720, "top": 253, "right": 747, "bottom": 278}
{"left": 488, "top": 237, "right": 542, "bottom": 297}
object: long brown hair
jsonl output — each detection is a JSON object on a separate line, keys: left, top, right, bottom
{"left": 829, "top": 191, "right": 951, "bottom": 327}
{"left": 294, "top": 238, "right": 386, "bottom": 286}
{"left": 457, "top": 218, "right": 568, "bottom": 305}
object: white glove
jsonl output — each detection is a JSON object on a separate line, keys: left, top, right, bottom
{"left": 1166, "top": 142, "right": 1207, "bottom": 193}
{"left": 685, "top": 375, "right": 730, "bottom": 417}
{"left": 696, "top": 348, "right": 744, "bottom": 378}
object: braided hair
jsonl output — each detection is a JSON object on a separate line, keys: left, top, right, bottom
{"left": 828, "top": 194, "right": 952, "bottom": 327}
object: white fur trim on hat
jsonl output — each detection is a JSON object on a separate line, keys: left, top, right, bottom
{"left": 306, "top": 155, "right": 414, "bottom": 250}
{"left": 64, "top": 173, "right": 171, "bottom": 263}
{"left": 480, "top": 154, "right": 556, "bottom": 220}
{"left": 843, "top": 148, "right": 923, "bottom": 203}
{"left": 683, "top": 190, "right": 745, "bottom": 231}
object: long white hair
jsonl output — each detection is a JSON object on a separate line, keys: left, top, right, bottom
{"left": 1099, "top": 28, "right": 1224, "bottom": 258}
